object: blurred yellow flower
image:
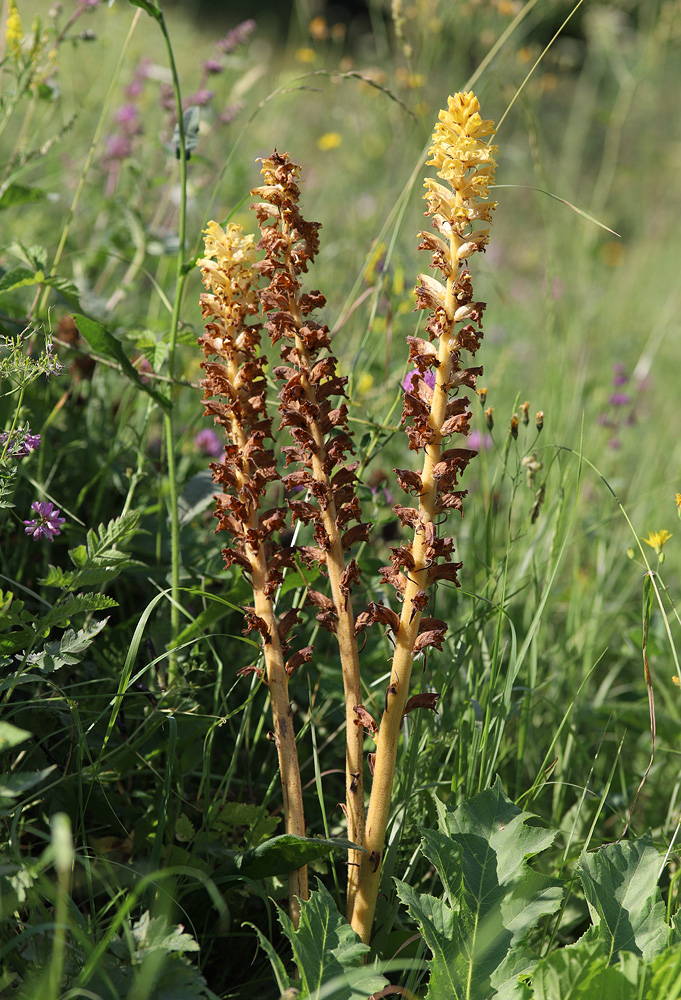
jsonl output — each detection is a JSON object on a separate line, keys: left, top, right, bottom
{"left": 6, "top": 0, "right": 23, "bottom": 58}
{"left": 676, "top": 492, "right": 681, "bottom": 508}
{"left": 309, "top": 16, "right": 328, "bottom": 41}
{"left": 317, "top": 132, "right": 342, "bottom": 151}
{"left": 295, "top": 47, "right": 316, "bottom": 64}
{"left": 357, "top": 372, "right": 374, "bottom": 394}
{"left": 642, "top": 529, "right": 672, "bottom": 555}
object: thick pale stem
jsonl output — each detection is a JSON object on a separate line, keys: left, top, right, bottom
{"left": 351, "top": 250, "right": 459, "bottom": 944}
{"left": 252, "top": 566, "right": 308, "bottom": 927}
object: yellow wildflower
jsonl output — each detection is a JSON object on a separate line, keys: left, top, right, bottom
{"left": 356, "top": 372, "right": 374, "bottom": 395}
{"left": 6, "top": 0, "right": 23, "bottom": 59}
{"left": 676, "top": 492, "right": 681, "bottom": 509}
{"left": 295, "top": 47, "right": 316, "bottom": 64}
{"left": 642, "top": 529, "right": 673, "bottom": 555}
{"left": 317, "top": 132, "right": 342, "bottom": 151}
{"left": 424, "top": 91, "right": 498, "bottom": 238}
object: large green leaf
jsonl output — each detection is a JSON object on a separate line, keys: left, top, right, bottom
{"left": 72, "top": 313, "right": 170, "bottom": 411}
{"left": 278, "top": 880, "right": 388, "bottom": 1000}
{"left": 396, "top": 780, "right": 563, "bottom": 1000}
{"left": 214, "top": 835, "right": 358, "bottom": 882}
{"left": 576, "top": 833, "right": 668, "bottom": 962}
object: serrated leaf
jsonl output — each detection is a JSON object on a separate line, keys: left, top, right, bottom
{"left": 397, "top": 780, "right": 563, "bottom": 1000}
{"left": 0, "top": 722, "right": 32, "bottom": 751}
{"left": 26, "top": 619, "right": 108, "bottom": 672}
{"left": 73, "top": 313, "right": 170, "bottom": 411}
{"left": 576, "top": 832, "right": 668, "bottom": 962}
{"left": 0, "top": 265, "right": 36, "bottom": 295}
{"left": 529, "top": 933, "right": 606, "bottom": 999}
{"left": 175, "top": 813, "right": 195, "bottom": 843}
{"left": 131, "top": 911, "right": 200, "bottom": 955}
{"left": 41, "top": 273, "right": 81, "bottom": 309}
{"left": 40, "top": 564, "right": 134, "bottom": 589}
{"left": 38, "top": 593, "right": 118, "bottom": 632}
{"left": 0, "top": 184, "right": 47, "bottom": 210}
{"left": 278, "top": 880, "right": 388, "bottom": 1000}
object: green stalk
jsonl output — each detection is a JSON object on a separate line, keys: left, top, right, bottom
{"left": 155, "top": 2, "right": 189, "bottom": 681}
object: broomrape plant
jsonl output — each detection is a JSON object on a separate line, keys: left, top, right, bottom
{"left": 196, "top": 91, "right": 497, "bottom": 941}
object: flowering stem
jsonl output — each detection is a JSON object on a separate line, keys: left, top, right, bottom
{"left": 289, "top": 315, "right": 366, "bottom": 920}
{"left": 351, "top": 288, "right": 456, "bottom": 943}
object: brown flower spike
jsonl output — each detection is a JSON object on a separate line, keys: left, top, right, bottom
{"left": 351, "top": 91, "right": 498, "bottom": 943}
{"left": 250, "top": 152, "right": 368, "bottom": 919}
{"left": 197, "top": 221, "right": 308, "bottom": 926}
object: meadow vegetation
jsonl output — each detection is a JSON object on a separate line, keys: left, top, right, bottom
{"left": 2, "top": 1, "right": 681, "bottom": 998}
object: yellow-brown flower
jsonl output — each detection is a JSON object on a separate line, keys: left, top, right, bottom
{"left": 424, "top": 91, "right": 498, "bottom": 238}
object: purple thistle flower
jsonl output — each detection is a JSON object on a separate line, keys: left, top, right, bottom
{"left": 23, "top": 501, "right": 66, "bottom": 542}
{"left": 195, "top": 428, "right": 223, "bottom": 457}
{"left": 402, "top": 369, "right": 436, "bottom": 393}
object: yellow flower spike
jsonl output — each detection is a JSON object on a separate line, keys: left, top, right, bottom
{"left": 676, "top": 492, "right": 681, "bottom": 513}
{"left": 6, "top": 0, "right": 23, "bottom": 59}
{"left": 642, "top": 529, "right": 673, "bottom": 556}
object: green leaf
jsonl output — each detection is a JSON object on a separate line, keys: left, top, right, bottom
{"left": 41, "top": 512, "right": 143, "bottom": 590}
{"left": 215, "top": 835, "right": 358, "bottom": 882}
{"left": 131, "top": 911, "right": 200, "bottom": 956}
{"left": 72, "top": 313, "right": 170, "bottom": 411}
{"left": 0, "top": 184, "right": 47, "bottom": 210}
{"left": 38, "top": 593, "right": 118, "bottom": 632}
{"left": 0, "top": 721, "right": 32, "bottom": 751}
{"left": 279, "top": 880, "right": 388, "bottom": 1000}
{"left": 127, "top": 0, "right": 161, "bottom": 19}
{"left": 396, "top": 780, "right": 563, "bottom": 1000}
{"left": 0, "top": 266, "right": 36, "bottom": 295}
{"left": 26, "top": 619, "right": 108, "bottom": 672}
{"left": 0, "top": 766, "right": 56, "bottom": 801}
{"left": 529, "top": 933, "right": 606, "bottom": 999}
{"left": 576, "top": 832, "right": 668, "bottom": 962}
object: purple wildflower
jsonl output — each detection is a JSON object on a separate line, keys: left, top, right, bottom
{"left": 23, "top": 501, "right": 66, "bottom": 542}
{"left": 202, "top": 59, "right": 223, "bottom": 75}
{"left": 402, "top": 369, "right": 436, "bottom": 393}
{"left": 609, "top": 392, "right": 630, "bottom": 406}
{"left": 612, "top": 363, "right": 628, "bottom": 387}
{"left": 217, "top": 19, "right": 256, "bottom": 54}
{"left": 0, "top": 429, "right": 41, "bottom": 457}
{"left": 195, "top": 428, "right": 222, "bottom": 457}
{"left": 78, "top": 0, "right": 100, "bottom": 9}
{"left": 114, "top": 103, "right": 140, "bottom": 129}
{"left": 105, "top": 134, "right": 132, "bottom": 160}
{"left": 218, "top": 101, "right": 245, "bottom": 125}
{"left": 186, "top": 88, "right": 214, "bottom": 107}
{"left": 467, "top": 429, "right": 493, "bottom": 451}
